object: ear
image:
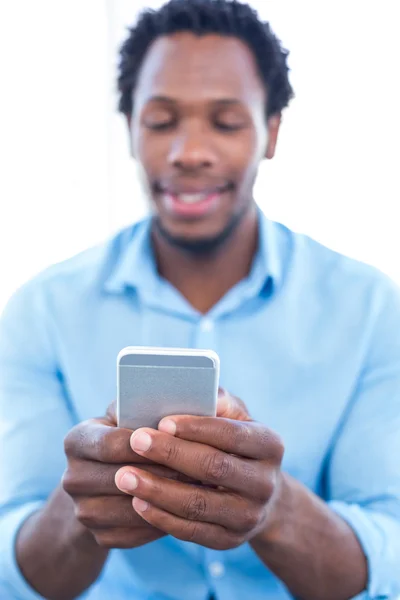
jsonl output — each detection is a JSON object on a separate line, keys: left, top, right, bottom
{"left": 126, "top": 114, "right": 135, "bottom": 158}
{"left": 265, "top": 114, "right": 281, "bottom": 160}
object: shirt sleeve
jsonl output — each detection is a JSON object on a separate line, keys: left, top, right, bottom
{"left": 0, "top": 279, "right": 75, "bottom": 599}
{"left": 326, "top": 276, "right": 400, "bottom": 600}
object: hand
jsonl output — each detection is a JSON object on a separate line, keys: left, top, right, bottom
{"left": 62, "top": 402, "right": 193, "bottom": 549}
{"left": 114, "top": 392, "right": 285, "bottom": 550}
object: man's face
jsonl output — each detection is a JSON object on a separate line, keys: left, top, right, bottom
{"left": 130, "top": 33, "right": 280, "bottom": 249}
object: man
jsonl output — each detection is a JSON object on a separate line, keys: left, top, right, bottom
{"left": 0, "top": 0, "right": 399, "bottom": 598}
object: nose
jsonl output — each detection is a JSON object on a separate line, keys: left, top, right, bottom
{"left": 167, "top": 125, "right": 217, "bottom": 171}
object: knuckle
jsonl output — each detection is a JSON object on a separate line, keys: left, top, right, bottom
{"left": 90, "top": 426, "right": 127, "bottom": 464}
{"left": 74, "top": 499, "right": 97, "bottom": 528}
{"left": 61, "top": 467, "right": 79, "bottom": 496}
{"left": 182, "top": 520, "right": 200, "bottom": 543}
{"left": 274, "top": 435, "right": 285, "bottom": 462}
{"left": 259, "top": 475, "right": 275, "bottom": 501}
{"left": 93, "top": 528, "right": 146, "bottom": 550}
{"left": 163, "top": 438, "right": 179, "bottom": 464}
{"left": 63, "top": 425, "right": 83, "bottom": 457}
{"left": 241, "top": 460, "right": 258, "bottom": 485}
{"left": 112, "top": 538, "right": 138, "bottom": 550}
{"left": 259, "top": 428, "right": 285, "bottom": 462}
{"left": 96, "top": 430, "right": 113, "bottom": 462}
{"left": 218, "top": 420, "right": 236, "bottom": 440}
{"left": 108, "top": 430, "right": 130, "bottom": 462}
{"left": 93, "top": 531, "right": 116, "bottom": 549}
{"left": 233, "top": 422, "right": 252, "bottom": 447}
{"left": 210, "top": 531, "right": 243, "bottom": 551}
{"left": 63, "top": 433, "right": 73, "bottom": 456}
{"left": 64, "top": 420, "right": 124, "bottom": 464}
{"left": 238, "top": 506, "right": 262, "bottom": 532}
{"left": 183, "top": 489, "right": 207, "bottom": 520}
{"left": 203, "top": 452, "right": 231, "bottom": 482}
{"left": 219, "top": 420, "right": 252, "bottom": 451}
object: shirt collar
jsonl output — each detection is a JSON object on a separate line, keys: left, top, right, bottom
{"left": 103, "top": 218, "right": 157, "bottom": 294}
{"left": 103, "top": 207, "right": 284, "bottom": 296}
{"left": 256, "top": 207, "right": 283, "bottom": 292}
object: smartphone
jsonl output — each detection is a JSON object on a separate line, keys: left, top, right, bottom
{"left": 117, "top": 346, "right": 220, "bottom": 430}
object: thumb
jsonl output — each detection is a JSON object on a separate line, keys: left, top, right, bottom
{"left": 217, "top": 388, "right": 252, "bottom": 421}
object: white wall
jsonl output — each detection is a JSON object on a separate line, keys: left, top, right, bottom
{"left": 0, "top": 0, "right": 399, "bottom": 312}
{"left": 0, "top": 1, "right": 111, "bottom": 311}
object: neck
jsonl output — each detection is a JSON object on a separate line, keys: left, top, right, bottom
{"left": 151, "top": 205, "right": 259, "bottom": 313}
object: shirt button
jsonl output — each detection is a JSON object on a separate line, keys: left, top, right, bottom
{"left": 209, "top": 561, "right": 225, "bottom": 578}
{"left": 200, "top": 318, "right": 214, "bottom": 332}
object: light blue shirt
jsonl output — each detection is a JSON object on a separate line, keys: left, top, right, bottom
{"left": 1, "top": 210, "right": 400, "bottom": 600}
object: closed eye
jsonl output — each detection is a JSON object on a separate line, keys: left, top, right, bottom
{"left": 145, "top": 120, "right": 176, "bottom": 131}
{"left": 215, "top": 122, "right": 246, "bottom": 132}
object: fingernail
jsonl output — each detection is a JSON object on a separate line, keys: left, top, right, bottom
{"left": 131, "top": 431, "right": 152, "bottom": 452}
{"left": 158, "top": 419, "right": 176, "bottom": 435}
{"left": 133, "top": 498, "right": 149, "bottom": 513}
{"left": 119, "top": 472, "right": 138, "bottom": 491}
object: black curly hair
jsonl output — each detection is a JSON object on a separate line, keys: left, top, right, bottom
{"left": 117, "top": 0, "right": 294, "bottom": 119}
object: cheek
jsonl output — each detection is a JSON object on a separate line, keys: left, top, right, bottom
{"left": 232, "top": 130, "right": 267, "bottom": 184}
{"left": 132, "top": 133, "right": 162, "bottom": 192}
{"left": 134, "top": 130, "right": 150, "bottom": 161}
{"left": 134, "top": 133, "right": 166, "bottom": 175}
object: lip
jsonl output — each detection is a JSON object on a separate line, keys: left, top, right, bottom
{"left": 155, "top": 182, "right": 232, "bottom": 196}
{"left": 156, "top": 185, "right": 231, "bottom": 219}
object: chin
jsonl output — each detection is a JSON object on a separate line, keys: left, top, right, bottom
{"left": 153, "top": 210, "right": 245, "bottom": 255}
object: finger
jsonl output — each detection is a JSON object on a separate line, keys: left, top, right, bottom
{"left": 216, "top": 390, "right": 252, "bottom": 421}
{"left": 106, "top": 400, "right": 117, "bottom": 425}
{"left": 75, "top": 495, "right": 147, "bottom": 529}
{"left": 63, "top": 460, "right": 197, "bottom": 497}
{"left": 93, "top": 526, "right": 164, "bottom": 550}
{"left": 158, "top": 417, "right": 284, "bottom": 462}
{"left": 128, "top": 429, "right": 270, "bottom": 499}
{"left": 131, "top": 498, "right": 243, "bottom": 551}
{"left": 64, "top": 419, "right": 155, "bottom": 464}
{"left": 115, "top": 467, "right": 263, "bottom": 534}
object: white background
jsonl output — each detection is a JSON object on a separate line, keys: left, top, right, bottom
{"left": 0, "top": 1, "right": 399, "bottom": 312}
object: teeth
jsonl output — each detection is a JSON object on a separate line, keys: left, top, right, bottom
{"left": 177, "top": 193, "right": 208, "bottom": 204}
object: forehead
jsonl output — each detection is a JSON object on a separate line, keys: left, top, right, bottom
{"left": 134, "top": 32, "right": 266, "bottom": 105}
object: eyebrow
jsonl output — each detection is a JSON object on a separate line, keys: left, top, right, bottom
{"left": 146, "top": 95, "right": 242, "bottom": 106}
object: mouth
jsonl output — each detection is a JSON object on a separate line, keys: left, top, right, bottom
{"left": 155, "top": 183, "right": 233, "bottom": 219}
